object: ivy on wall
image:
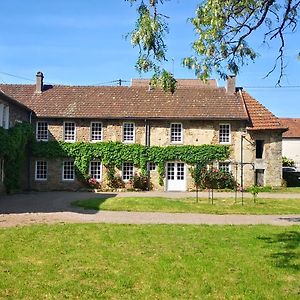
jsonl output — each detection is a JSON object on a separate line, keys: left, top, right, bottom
{"left": 32, "top": 141, "right": 230, "bottom": 185}
{"left": 0, "top": 123, "right": 34, "bottom": 193}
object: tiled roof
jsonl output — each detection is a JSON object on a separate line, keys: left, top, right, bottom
{"left": 0, "top": 90, "right": 32, "bottom": 111}
{"left": 0, "top": 84, "right": 249, "bottom": 120}
{"left": 131, "top": 78, "right": 217, "bottom": 88}
{"left": 241, "top": 91, "right": 287, "bottom": 131}
{"left": 280, "top": 118, "right": 300, "bottom": 138}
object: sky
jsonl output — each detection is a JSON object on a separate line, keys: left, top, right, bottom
{"left": 0, "top": 0, "right": 299, "bottom": 117}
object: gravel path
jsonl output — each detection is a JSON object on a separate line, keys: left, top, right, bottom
{"left": 0, "top": 191, "right": 300, "bottom": 227}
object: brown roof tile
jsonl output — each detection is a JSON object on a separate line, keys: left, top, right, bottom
{"left": 241, "top": 91, "right": 287, "bottom": 131}
{"left": 0, "top": 84, "right": 249, "bottom": 120}
{"left": 280, "top": 118, "right": 300, "bottom": 138}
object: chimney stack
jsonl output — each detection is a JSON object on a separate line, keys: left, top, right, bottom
{"left": 226, "top": 75, "right": 236, "bottom": 94}
{"left": 36, "top": 71, "right": 44, "bottom": 93}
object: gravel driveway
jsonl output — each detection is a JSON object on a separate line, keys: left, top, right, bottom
{"left": 0, "top": 191, "right": 300, "bottom": 227}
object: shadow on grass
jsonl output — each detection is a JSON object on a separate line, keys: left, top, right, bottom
{"left": 0, "top": 191, "right": 116, "bottom": 214}
{"left": 258, "top": 231, "right": 300, "bottom": 271}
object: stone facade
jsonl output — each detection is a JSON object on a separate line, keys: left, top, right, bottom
{"left": 29, "top": 118, "right": 283, "bottom": 192}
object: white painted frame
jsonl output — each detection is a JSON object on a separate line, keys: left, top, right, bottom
{"left": 90, "top": 121, "right": 103, "bottom": 142}
{"left": 63, "top": 121, "right": 76, "bottom": 142}
{"left": 170, "top": 122, "right": 183, "bottom": 144}
{"left": 89, "top": 160, "right": 102, "bottom": 182}
{"left": 36, "top": 121, "right": 49, "bottom": 141}
{"left": 35, "top": 160, "right": 48, "bottom": 181}
{"left": 122, "top": 122, "right": 135, "bottom": 144}
{"left": 219, "top": 123, "right": 231, "bottom": 144}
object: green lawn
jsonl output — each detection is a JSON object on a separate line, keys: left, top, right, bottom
{"left": 0, "top": 224, "right": 299, "bottom": 299}
{"left": 73, "top": 196, "right": 300, "bottom": 215}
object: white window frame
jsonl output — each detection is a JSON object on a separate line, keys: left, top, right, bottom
{"left": 3, "top": 106, "right": 9, "bottom": 129}
{"left": 90, "top": 121, "right": 103, "bottom": 142}
{"left": 170, "top": 123, "right": 183, "bottom": 144}
{"left": 36, "top": 121, "right": 49, "bottom": 141}
{"left": 0, "top": 104, "right": 4, "bottom": 128}
{"left": 62, "top": 161, "right": 75, "bottom": 181}
{"left": 123, "top": 122, "right": 135, "bottom": 143}
{"left": 218, "top": 161, "right": 231, "bottom": 173}
{"left": 149, "top": 162, "right": 156, "bottom": 171}
{"left": 63, "top": 121, "right": 76, "bottom": 142}
{"left": 0, "top": 159, "right": 4, "bottom": 183}
{"left": 122, "top": 162, "right": 134, "bottom": 181}
{"left": 89, "top": 160, "right": 102, "bottom": 182}
{"left": 35, "top": 160, "right": 48, "bottom": 181}
{"left": 219, "top": 123, "right": 231, "bottom": 144}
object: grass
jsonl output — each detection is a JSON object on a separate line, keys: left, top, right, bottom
{"left": 0, "top": 224, "right": 299, "bottom": 299}
{"left": 270, "top": 187, "right": 300, "bottom": 193}
{"left": 73, "top": 196, "right": 300, "bottom": 215}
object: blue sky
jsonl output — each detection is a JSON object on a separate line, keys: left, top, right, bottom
{"left": 0, "top": 0, "right": 299, "bottom": 117}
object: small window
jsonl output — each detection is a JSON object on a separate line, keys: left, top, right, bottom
{"left": 63, "top": 161, "right": 75, "bottom": 181}
{"left": 91, "top": 122, "right": 102, "bottom": 142}
{"left": 64, "top": 122, "right": 76, "bottom": 142}
{"left": 256, "top": 140, "right": 264, "bottom": 159}
{"left": 149, "top": 162, "right": 156, "bottom": 171}
{"left": 36, "top": 121, "right": 48, "bottom": 141}
{"left": 123, "top": 122, "right": 135, "bottom": 143}
{"left": 89, "top": 161, "right": 102, "bottom": 181}
{"left": 0, "top": 159, "right": 4, "bottom": 183}
{"left": 219, "top": 124, "right": 231, "bottom": 144}
{"left": 35, "top": 161, "right": 48, "bottom": 181}
{"left": 171, "top": 123, "right": 183, "bottom": 143}
{"left": 0, "top": 105, "right": 9, "bottom": 129}
{"left": 219, "top": 162, "right": 230, "bottom": 173}
{"left": 122, "top": 162, "right": 134, "bottom": 181}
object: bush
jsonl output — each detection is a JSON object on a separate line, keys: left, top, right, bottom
{"left": 198, "top": 168, "right": 237, "bottom": 190}
{"left": 132, "top": 174, "right": 149, "bottom": 190}
{"left": 282, "top": 156, "right": 295, "bottom": 167}
{"left": 107, "top": 176, "right": 125, "bottom": 189}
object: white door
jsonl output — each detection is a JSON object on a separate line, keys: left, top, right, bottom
{"left": 166, "top": 162, "right": 186, "bottom": 191}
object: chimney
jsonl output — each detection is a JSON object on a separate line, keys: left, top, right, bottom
{"left": 36, "top": 71, "right": 44, "bottom": 93}
{"left": 226, "top": 75, "right": 236, "bottom": 94}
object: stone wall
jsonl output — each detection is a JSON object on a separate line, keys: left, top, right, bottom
{"left": 29, "top": 118, "right": 283, "bottom": 191}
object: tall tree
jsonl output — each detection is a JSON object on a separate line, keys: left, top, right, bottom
{"left": 127, "top": 0, "right": 300, "bottom": 90}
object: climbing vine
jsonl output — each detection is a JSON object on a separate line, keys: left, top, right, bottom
{"left": 31, "top": 141, "right": 230, "bottom": 186}
{"left": 0, "top": 123, "right": 34, "bottom": 193}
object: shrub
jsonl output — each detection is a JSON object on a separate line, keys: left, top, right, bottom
{"left": 199, "top": 168, "right": 237, "bottom": 190}
{"left": 107, "top": 175, "right": 125, "bottom": 189}
{"left": 282, "top": 156, "right": 295, "bottom": 167}
{"left": 132, "top": 174, "right": 149, "bottom": 190}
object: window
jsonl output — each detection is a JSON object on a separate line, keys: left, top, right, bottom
{"left": 0, "top": 104, "right": 9, "bottom": 129}
{"left": 219, "top": 124, "right": 231, "bottom": 144}
{"left": 89, "top": 161, "right": 102, "bottom": 181}
{"left": 123, "top": 122, "right": 135, "bottom": 143}
{"left": 0, "top": 159, "right": 4, "bottom": 183}
{"left": 35, "top": 161, "right": 47, "bottom": 180}
{"left": 91, "top": 122, "right": 103, "bottom": 142}
{"left": 256, "top": 140, "right": 264, "bottom": 159}
{"left": 36, "top": 121, "right": 48, "bottom": 141}
{"left": 122, "top": 162, "right": 134, "bottom": 181}
{"left": 149, "top": 162, "right": 156, "bottom": 171}
{"left": 64, "top": 122, "right": 76, "bottom": 142}
{"left": 63, "top": 161, "right": 75, "bottom": 181}
{"left": 219, "top": 162, "right": 231, "bottom": 173}
{"left": 170, "top": 123, "right": 183, "bottom": 143}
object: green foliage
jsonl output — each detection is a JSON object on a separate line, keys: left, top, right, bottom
{"left": 0, "top": 123, "right": 34, "bottom": 193}
{"left": 196, "top": 167, "right": 237, "bottom": 190}
{"left": 31, "top": 141, "right": 230, "bottom": 187}
{"left": 127, "top": 0, "right": 177, "bottom": 92}
{"left": 247, "top": 185, "right": 260, "bottom": 203}
{"left": 282, "top": 156, "right": 295, "bottom": 167}
{"left": 132, "top": 174, "right": 149, "bottom": 190}
{"left": 129, "top": 0, "right": 300, "bottom": 85}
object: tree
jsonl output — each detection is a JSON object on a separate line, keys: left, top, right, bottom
{"left": 127, "top": 0, "right": 300, "bottom": 91}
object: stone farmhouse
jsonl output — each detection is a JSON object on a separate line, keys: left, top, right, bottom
{"left": 0, "top": 72, "right": 287, "bottom": 193}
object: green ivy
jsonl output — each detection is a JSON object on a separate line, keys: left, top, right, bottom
{"left": 0, "top": 123, "right": 34, "bottom": 193}
{"left": 31, "top": 141, "right": 230, "bottom": 186}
